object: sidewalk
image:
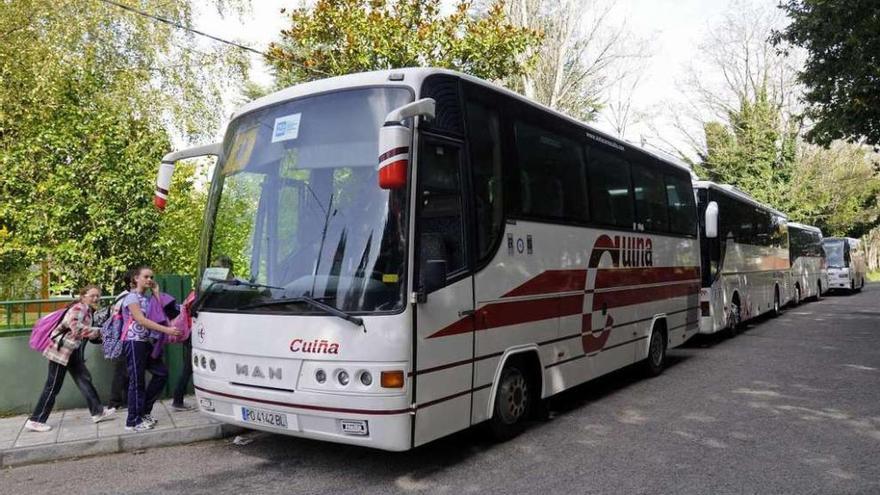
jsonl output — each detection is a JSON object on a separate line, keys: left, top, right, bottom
{"left": 0, "top": 396, "right": 243, "bottom": 468}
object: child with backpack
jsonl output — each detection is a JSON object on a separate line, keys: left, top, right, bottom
{"left": 122, "top": 266, "right": 181, "bottom": 432}
{"left": 25, "top": 285, "right": 116, "bottom": 432}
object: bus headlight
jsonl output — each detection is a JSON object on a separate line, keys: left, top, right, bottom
{"left": 209, "top": 358, "right": 216, "bottom": 372}
{"left": 315, "top": 369, "right": 327, "bottom": 384}
{"left": 359, "top": 371, "right": 373, "bottom": 386}
{"left": 337, "top": 370, "right": 350, "bottom": 386}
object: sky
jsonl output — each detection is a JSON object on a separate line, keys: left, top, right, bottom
{"left": 193, "top": 0, "right": 756, "bottom": 156}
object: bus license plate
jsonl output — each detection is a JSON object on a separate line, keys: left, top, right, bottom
{"left": 340, "top": 420, "right": 368, "bottom": 436}
{"left": 236, "top": 405, "right": 292, "bottom": 430}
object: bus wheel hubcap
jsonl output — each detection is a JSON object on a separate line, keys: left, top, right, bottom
{"left": 500, "top": 373, "right": 527, "bottom": 424}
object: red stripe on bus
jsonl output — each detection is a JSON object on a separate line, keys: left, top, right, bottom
{"left": 503, "top": 269, "right": 586, "bottom": 297}
{"left": 592, "top": 281, "right": 700, "bottom": 311}
{"left": 429, "top": 295, "right": 581, "bottom": 338}
{"left": 595, "top": 266, "right": 699, "bottom": 289}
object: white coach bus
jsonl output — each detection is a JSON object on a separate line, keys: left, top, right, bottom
{"left": 154, "top": 68, "right": 700, "bottom": 451}
{"left": 787, "top": 222, "right": 827, "bottom": 304}
{"left": 822, "top": 237, "right": 866, "bottom": 292}
{"left": 695, "top": 182, "right": 790, "bottom": 334}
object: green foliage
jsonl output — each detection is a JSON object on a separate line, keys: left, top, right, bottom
{"left": 787, "top": 143, "right": 880, "bottom": 237}
{"left": 698, "top": 88, "right": 796, "bottom": 209}
{"left": 775, "top": 0, "right": 880, "bottom": 146}
{"left": 265, "top": 0, "right": 541, "bottom": 85}
{"left": 699, "top": 83, "right": 880, "bottom": 238}
{"left": 151, "top": 161, "right": 208, "bottom": 280}
{"left": 0, "top": 0, "right": 247, "bottom": 292}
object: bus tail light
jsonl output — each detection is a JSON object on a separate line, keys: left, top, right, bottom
{"left": 380, "top": 370, "right": 404, "bottom": 388}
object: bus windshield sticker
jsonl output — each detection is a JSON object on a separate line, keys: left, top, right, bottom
{"left": 272, "top": 113, "right": 302, "bottom": 143}
{"left": 201, "top": 267, "right": 230, "bottom": 290}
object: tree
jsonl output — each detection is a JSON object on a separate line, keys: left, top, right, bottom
{"left": 786, "top": 144, "right": 880, "bottom": 237}
{"left": 0, "top": 0, "right": 247, "bottom": 291}
{"left": 503, "top": 0, "right": 648, "bottom": 121}
{"left": 698, "top": 87, "right": 798, "bottom": 210}
{"left": 774, "top": 0, "right": 880, "bottom": 147}
{"left": 265, "top": 0, "right": 540, "bottom": 86}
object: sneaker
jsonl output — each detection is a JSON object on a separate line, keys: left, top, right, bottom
{"left": 171, "top": 402, "right": 195, "bottom": 412}
{"left": 142, "top": 414, "right": 157, "bottom": 427}
{"left": 92, "top": 407, "right": 116, "bottom": 424}
{"left": 124, "top": 422, "right": 154, "bottom": 432}
{"left": 24, "top": 420, "right": 52, "bottom": 432}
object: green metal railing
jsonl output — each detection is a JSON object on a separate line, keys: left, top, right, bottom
{"left": 0, "top": 274, "right": 193, "bottom": 337}
{"left": 0, "top": 296, "right": 115, "bottom": 337}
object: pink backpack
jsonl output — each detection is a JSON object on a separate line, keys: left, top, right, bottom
{"left": 168, "top": 291, "right": 195, "bottom": 344}
{"left": 29, "top": 306, "right": 71, "bottom": 352}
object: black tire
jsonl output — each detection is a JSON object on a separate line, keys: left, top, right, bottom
{"left": 488, "top": 364, "right": 531, "bottom": 441}
{"left": 856, "top": 278, "right": 864, "bottom": 292}
{"left": 642, "top": 326, "right": 667, "bottom": 377}
{"left": 725, "top": 296, "right": 741, "bottom": 338}
{"left": 815, "top": 281, "right": 822, "bottom": 301}
{"left": 771, "top": 287, "right": 781, "bottom": 317}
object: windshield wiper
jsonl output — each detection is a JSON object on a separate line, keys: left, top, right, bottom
{"left": 238, "top": 296, "right": 364, "bottom": 327}
{"left": 192, "top": 278, "right": 285, "bottom": 314}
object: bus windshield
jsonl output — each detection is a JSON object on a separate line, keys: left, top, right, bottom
{"left": 203, "top": 87, "right": 412, "bottom": 314}
{"left": 823, "top": 239, "right": 846, "bottom": 268}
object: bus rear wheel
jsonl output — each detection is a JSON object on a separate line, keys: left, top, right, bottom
{"left": 642, "top": 326, "right": 667, "bottom": 377}
{"left": 725, "top": 296, "right": 741, "bottom": 338}
{"left": 771, "top": 287, "right": 781, "bottom": 317}
{"left": 815, "top": 281, "right": 822, "bottom": 301}
{"left": 488, "top": 364, "right": 531, "bottom": 441}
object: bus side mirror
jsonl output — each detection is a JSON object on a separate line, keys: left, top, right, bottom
{"left": 154, "top": 143, "right": 222, "bottom": 210}
{"left": 377, "top": 98, "right": 436, "bottom": 190}
{"left": 705, "top": 201, "right": 719, "bottom": 238}
{"left": 419, "top": 260, "right": 447, "bottom": 302}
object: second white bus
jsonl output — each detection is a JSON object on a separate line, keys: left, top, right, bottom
{"left": 695, "top": 181, "right": 790, "bottom": 334}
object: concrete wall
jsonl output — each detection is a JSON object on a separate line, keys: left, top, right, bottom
{"left": 0, "top": 336, "right": 190, "bottom": 417}
{"left": 0, "top": 275, "right": 192, "bottom": 417}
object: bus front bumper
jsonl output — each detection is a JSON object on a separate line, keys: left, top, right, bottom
{"left": 192, "top": 377, "right": 413, "bottom": 451}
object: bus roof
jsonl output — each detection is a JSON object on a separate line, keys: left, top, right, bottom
{"left": 693, "top": 180, "right": 788, "bottom": 218}
{"left": 231, "top": 67, "right": 694, "bottom": 175}
{"left": 786, "top": 222, "right": 823, "bottom": 235}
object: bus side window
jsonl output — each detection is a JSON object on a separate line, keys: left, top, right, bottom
{"left": 466, "top": 101, "right": 504, "bottom": 262}
{"left": 586, "top": 144, "right": 633, "bottom": 229}
{"left": 512, "top": 121, "right": 589, "bottom": 223}
{"left": 631, "top": 159, "right": 669, "bottom": 232}
{"left": 665, "top": 173, "right": 696, "bottom": 235}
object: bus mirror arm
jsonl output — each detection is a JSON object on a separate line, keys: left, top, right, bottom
{"left": 155, "top": 142, "right": 222, "bottom": 211}
{"left": 705, "top": 201, "right": 719, "bottom": 239}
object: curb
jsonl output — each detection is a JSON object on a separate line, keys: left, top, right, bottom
{"left": 0, "top": 423, "right": 244, "bottom": 468}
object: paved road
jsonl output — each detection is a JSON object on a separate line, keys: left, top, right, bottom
{"left": 4, "top": 286, "right": 879, "bottom": 495}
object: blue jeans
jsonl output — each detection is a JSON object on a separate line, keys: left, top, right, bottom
{"left": 124, "top": 340, "right": 167, "bottom": 427}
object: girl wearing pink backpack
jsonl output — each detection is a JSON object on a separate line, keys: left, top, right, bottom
{"left": 25, "top": 285, "right": 116, "bottom": 432}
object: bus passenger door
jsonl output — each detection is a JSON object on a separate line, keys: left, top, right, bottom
{"left": 412, "top": 137, "right": 475, "bottom": 447}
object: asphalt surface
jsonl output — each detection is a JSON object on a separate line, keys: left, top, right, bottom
{"left": 3, "top": 285, "right": 879, "bottom": 495}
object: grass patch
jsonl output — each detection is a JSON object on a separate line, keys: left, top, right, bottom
{"left": 867, "top": 271, "right": 880, "bottom": 282}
